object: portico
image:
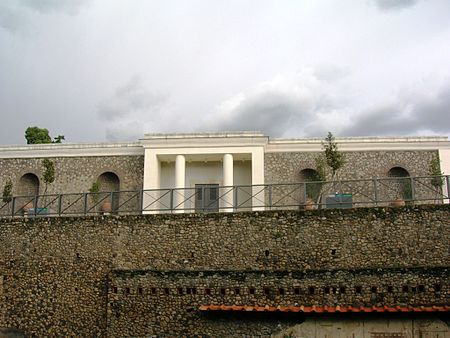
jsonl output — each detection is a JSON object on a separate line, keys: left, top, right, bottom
{"left": 141, "top": 132, "right": 267, "bottom": 213}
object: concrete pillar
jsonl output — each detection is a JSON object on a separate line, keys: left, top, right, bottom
{"left": 174, "top": 155, "right": 186, "bottom": 212}
{"left": 439, "top": 149, "right": 450, "bottom": 204}
{"left": 251, "top": 148, "right": 265, "bottom": 211}
{"left": 223, "top": 154, "right": 234, "bottom": 211}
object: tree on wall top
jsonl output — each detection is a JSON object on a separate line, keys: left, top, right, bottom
{"left": 25, "top": 126, "right": 65, "bottom": 144}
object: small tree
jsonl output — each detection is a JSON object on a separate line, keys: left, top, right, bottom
{"left": 42, "top": 158, "right": 55, "bottom": 196}
{"left": 89, "top": 181, "right": 101, "bottom": 204}
{"left": 25, "top": 126, "right": 65, "bottom": 144}
{"left": 305, "top": 156, "right": 326, "bottom": 202}
{"left": 309, "top": 132, "right": 346, "bottom": 207}
{"left": 429, "top": 157, "right": 443, "bottom": 202}
{"left": 322, "top": 132, "right": 346, "bottom": 180}
{"left": 2, "top": 179, "right": 13, "bottom": 204}
{"left": 430, "top": 157, "right": 443, "bottom": 188}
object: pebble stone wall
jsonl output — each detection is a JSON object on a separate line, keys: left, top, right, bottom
{"left": 108, "top": 268, "right": 449, "bottom": 337}
{"left": 0, "top": 205, "right": 448, "bottom": 336}
{"left": 264, "top": 150, "right": 439, "bottom": 183}
{"left": 0, "top": 155, "right": 144, "bottom": 196}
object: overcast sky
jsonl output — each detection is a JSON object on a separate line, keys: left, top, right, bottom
{"left": 0, "top": 0, "right": 449, "bottom": 144}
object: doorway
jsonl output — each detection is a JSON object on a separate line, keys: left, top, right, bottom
{"left": 195, "top": 184, "right": 219, "bottom": 212}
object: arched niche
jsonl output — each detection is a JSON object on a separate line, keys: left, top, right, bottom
{"left": 97, "top": 172, "right": 120, "bottom": 212}
{"left": 18, "top": 173, "right": 40, "bottom": 196}
{"left": 300, "top": 168, "right": 320, "bottom": 182}
{"left": 299, "top": 168, "right": 323, "bottom": 202}
{"left": 387, "top": 166, "right": 412, "bottom": 200}
{"left": 97, "top": 172, "right": 120, "bottom": 192}
{"left": 388, "top": 166, "right": 410, "bottom": 178}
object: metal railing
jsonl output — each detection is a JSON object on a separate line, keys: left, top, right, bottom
{"left": 0, "top": 175, "right": 448, "bottom": 218}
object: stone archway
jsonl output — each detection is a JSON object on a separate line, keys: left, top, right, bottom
{"left": 97, "top": 172, "right": 120, "bottom": 212}
{"left": 18, "top": 173, "right": 39, "bottom": 196}
{"left": 388, "top": 166, "right": 412, "bottom": 200}
{"left": 299, "top": 168, "right": 322, "bottom": 203}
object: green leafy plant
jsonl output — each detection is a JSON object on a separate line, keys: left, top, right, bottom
{"left": 42, "top": 158, "right": 55, "bottom": 196}
{"left": 2, "top": 179, "right": 13, "bottom": 204}
{"left": 305, "top": 156, "right": 326, "bottom": 201}
{"left": 322, "top": 131, "right": 346, "bottom": 180}
{"left": 430, "top": 157, "right": 443, "bottom": 188}
{"left": 311, "top": 132, "right": 346, "bottom": 207}
{"left": 89, "top": 181, "right": 101, "bottom": 204}
{"left": 25, "top": 126, "right": 65, "bottom": 144}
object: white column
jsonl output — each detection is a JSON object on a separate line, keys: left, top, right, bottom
{"left": 142, "top": 150, "right": 161, "bottom": 214}
{"left": 251, "top": 148, "right": 265, "bottom": 211}
{"left": 174, "top": 154, "right": 186, "bottom": 212}
{"left": 223, "top": 153, "right": 234, "bottom": 211}
{"left": 439, "top": 149, "right": 450, "bottom": 204}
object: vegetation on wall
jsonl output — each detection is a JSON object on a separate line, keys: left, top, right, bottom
{"left": 89, "top": 181, "right": 101, "bottom": 203}
{"left": 429, "top": 157, "right": 443, "bottom": 189}
{"left": 305, "top": 157, "right": 326, "bottom": 201}
{"left": 309, "top": 132, "right": 346, "bottom": 205}
{"left": 42, "top": 158, "right": 55, "bottom": 196}
{"left": 2, "top": 179, "right": 13, "bottom": 204}
{"left": 322, "top": 131, "right": 346, "bottom": 180}
{"left": 25, "top": 126, "right": 65, "bottom": 144}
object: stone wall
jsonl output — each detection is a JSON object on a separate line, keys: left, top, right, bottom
{"left": 0, "top": 156, "right": 144, "bottom": 216}
{"left": 264, "top": 150, "right": 441, "bottom": 207}
{"left": 0, "top": 205, "right": 448, "bottom": 336}
{"left": 264, "top": 150, "right": 439, "bottom": 183}
{"left": 108, "top": 268, "right": 448, "bottom": 337}
{"left": 0, "top": 155, "right": 144, "bottom": 196}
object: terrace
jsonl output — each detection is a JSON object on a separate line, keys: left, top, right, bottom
{"left": 0, "top": 175, "right": 448, "bottom": 217}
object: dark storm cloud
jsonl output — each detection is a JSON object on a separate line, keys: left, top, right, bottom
{"left": 374, "top": 0, "right": 420, "bottom": 11}
{"left": 341, "top": 81, "right": 450, "bottom": 136}
{"left": 204, "top": 89, "right": 314, "bottom": 137}
{"left": 97, "top": 77, "right": 167, "bottom": 121}
{"left": 97, "top": 77, "right": 169, "bottom": 141}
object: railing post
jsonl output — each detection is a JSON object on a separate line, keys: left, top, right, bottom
{"left": 34, "top": 195, "right": 38, "bottom": 217}
{"left": 110, "top": 192, "right": 114, "bottom": 213}
{"left": 303, "top": 182, "right": 307, "bottom": 206}
{"left": 202, "top": 186, "right": 205, "bottom": 212}
{"left": 233, "top": 186, "right": 238, "bottom": 211}
{"left": 83, "top": 193, "right": 88, "bottom": 215}
{"left": 373, "top": 179, "right": 379, "bottom": 207}
{"left": 58, "top": 194, "right": 62, "bottom": 216}
{"left": 410, "top": 177, "right": 415, "bottom": 203}
{"left": 139, "top": 189, "right": 144, "bottom": 214}
{"left": 268, "top": 185, "right": 272, "bottom": 210}
{"left": 169, "top": 189, "right": 174, "bottom": 213}
{"left": 11, "top": 196, "right": 15, "bottom": 217}
{"left": 446, "top": 175, "right": 450, "bottom": 203}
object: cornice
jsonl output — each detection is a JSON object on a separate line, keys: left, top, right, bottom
{"left": 0, "top": 142, "right": 144, "bottom": 159}
{"left": 267, "top": 136, "right": 450, "bottom": 152}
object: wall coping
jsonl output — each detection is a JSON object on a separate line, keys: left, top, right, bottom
{"left": 0, "top": 134, "right": 449, "bottom": 158}
{"left": 0, "top": 142, "right": 144, "bottom": 158}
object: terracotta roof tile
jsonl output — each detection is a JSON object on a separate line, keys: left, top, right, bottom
{"left": 199, "top": 305, "right": 450, "bottom": 314}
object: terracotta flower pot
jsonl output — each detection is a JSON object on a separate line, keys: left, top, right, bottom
{"left": 390, "top": 198, "right": 405, "bottom": 208}
{"left": 304, "top": 199, "right": 315, "bottom": 210}
{"left": 101, "top": 201, "right": 112, "bottom": 213}
{"left": 22, "top": 202, "right": 34, "bottom": 212}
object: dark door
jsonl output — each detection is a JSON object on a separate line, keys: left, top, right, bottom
{"left": 195, "top": 184, "right": 219, "bottom": 212}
